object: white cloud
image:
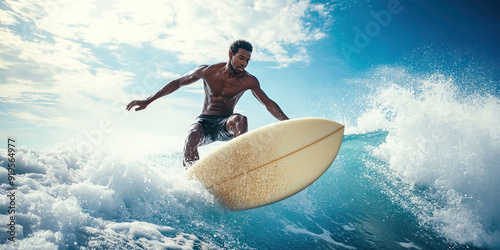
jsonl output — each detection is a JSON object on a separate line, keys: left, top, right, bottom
{"left": 0, "top": 22, "right": 136, "bottom": 132}
{"left": 0, "top": 8, "right": 18, "bottom": 25}
{"left": 0, "top": 27, "right": 127, "bottom": 93}
{"left": 183, "top": 80, "right": 205, "bottom": 94}
{"left": 4, "top": 0, "right": 331, "bottom": 66}
{"left": 0, "top": 0, "right": 333, "bottom": 147}
{"left": 10, "top": 111, "right": 75, "bottom": 128}
{"left": 151, "top": 0, "right": 331, "bottom": 66}
{"left": 156, "top": 71, "right": 181, "bottom": 80}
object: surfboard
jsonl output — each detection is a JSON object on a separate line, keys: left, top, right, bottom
{"left": 185, "top": 117, "right": 344, "bottom": 211}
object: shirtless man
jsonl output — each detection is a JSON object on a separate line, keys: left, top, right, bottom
{"left": 126, "top": 40, "right": 289, "bottom": 168}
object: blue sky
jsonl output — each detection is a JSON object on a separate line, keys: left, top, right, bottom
{"left": 1, "top": 0, "right": 499, "bottom": 149}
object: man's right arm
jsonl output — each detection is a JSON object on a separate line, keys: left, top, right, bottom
{"left": 126, "top": 65, "right": 207, "bottom": 111}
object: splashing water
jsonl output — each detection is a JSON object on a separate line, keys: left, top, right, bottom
{"left": 1, "top": 68, "right": 499, "bottom": 249}
{"left": 358, "top": 72, "right": 500, "bottom": 248}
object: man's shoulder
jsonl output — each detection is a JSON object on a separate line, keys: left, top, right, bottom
{"left": 242, "top": 71, "right": 259, "bottom": 85}
{"left": 195, "top": 63, "right": 224, "bottom": 75}
{"left": 204, "top": 62, "right": 225, "bottom": 70}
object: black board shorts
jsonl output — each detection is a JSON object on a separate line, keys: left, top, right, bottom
{"left": 193, "top": 114, "right": 233, "bottom": 145}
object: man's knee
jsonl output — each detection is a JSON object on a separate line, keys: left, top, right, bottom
{"left": 227, "top": 113, "right": 248, "bottom": 135}
{"left": 231, "top": 113, "right": 247, "bottom": 126}
{"left": 232, "top": 113, "right": 247, "bottom": 123}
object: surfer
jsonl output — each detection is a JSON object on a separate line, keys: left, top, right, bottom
{"left": 126, "top": 40, "right": 289, "bottom": 168}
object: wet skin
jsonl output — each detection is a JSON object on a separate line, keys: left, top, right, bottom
{"left": 126, "top": 48, "right": 288, "bottom": 167}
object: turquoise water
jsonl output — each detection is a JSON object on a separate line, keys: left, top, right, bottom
{"left": 1, "top": 72, "right": 499, "bottom": 249}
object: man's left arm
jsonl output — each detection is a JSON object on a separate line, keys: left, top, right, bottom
{"left": 251, "top": 81, "right": 289, "bottom": 121}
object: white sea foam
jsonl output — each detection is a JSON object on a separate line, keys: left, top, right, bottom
{"left": 0, "top": 136, "right": 218, "bottom": 249}
{"left": 397, "top": 239, "right": 422, "bottom": 249}
{"left": 1, "top": 67, "right": 498, "bottom": 249}
{"left": 284, "top": 222, "right": 356, "bottom": 249}
{"left": 357, "top": 70, "right": 500, "bottom": 248}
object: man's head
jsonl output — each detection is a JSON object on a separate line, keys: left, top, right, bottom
{"left": 229, "top": 40, "right": 253, "bottom": 55}
{"left": 229, "top": 40, "right": 252, "bottom": 74}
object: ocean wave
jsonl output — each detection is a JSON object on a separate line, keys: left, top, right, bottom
{"left": 355, "top": 71, "right": 500, "bottom": 248}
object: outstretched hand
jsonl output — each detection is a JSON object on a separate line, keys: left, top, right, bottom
{"left": 126, "top": 100, "right": 149, "bottom": 111}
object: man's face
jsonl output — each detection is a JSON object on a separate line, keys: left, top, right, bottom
{"left": 230, "top": 48, "right": 251, "bottom": 74}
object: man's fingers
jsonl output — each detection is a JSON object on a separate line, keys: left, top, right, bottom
{"left": 126, "top": 100, "right": 147, "bottom": 111}
{"left": 126, "top": 101, "right": 136, "bottom": 111}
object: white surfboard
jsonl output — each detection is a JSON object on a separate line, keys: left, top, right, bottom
{"left": 185, "top": 117, "right": 344, "bottom": 211}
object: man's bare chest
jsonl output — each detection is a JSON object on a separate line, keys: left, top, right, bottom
{"left": 204, "top": 75, "right": 249, "bottom": 98}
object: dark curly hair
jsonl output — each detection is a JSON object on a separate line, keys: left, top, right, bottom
{"left": 229, "top": 40, "right": 253, "bottom": 55}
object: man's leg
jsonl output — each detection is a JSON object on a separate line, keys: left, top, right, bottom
{"left": 226, "top": 113, "right": 248, "bottom": 138}
{"left": 183, "top": 123, "right": 204, "bottom": 168}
